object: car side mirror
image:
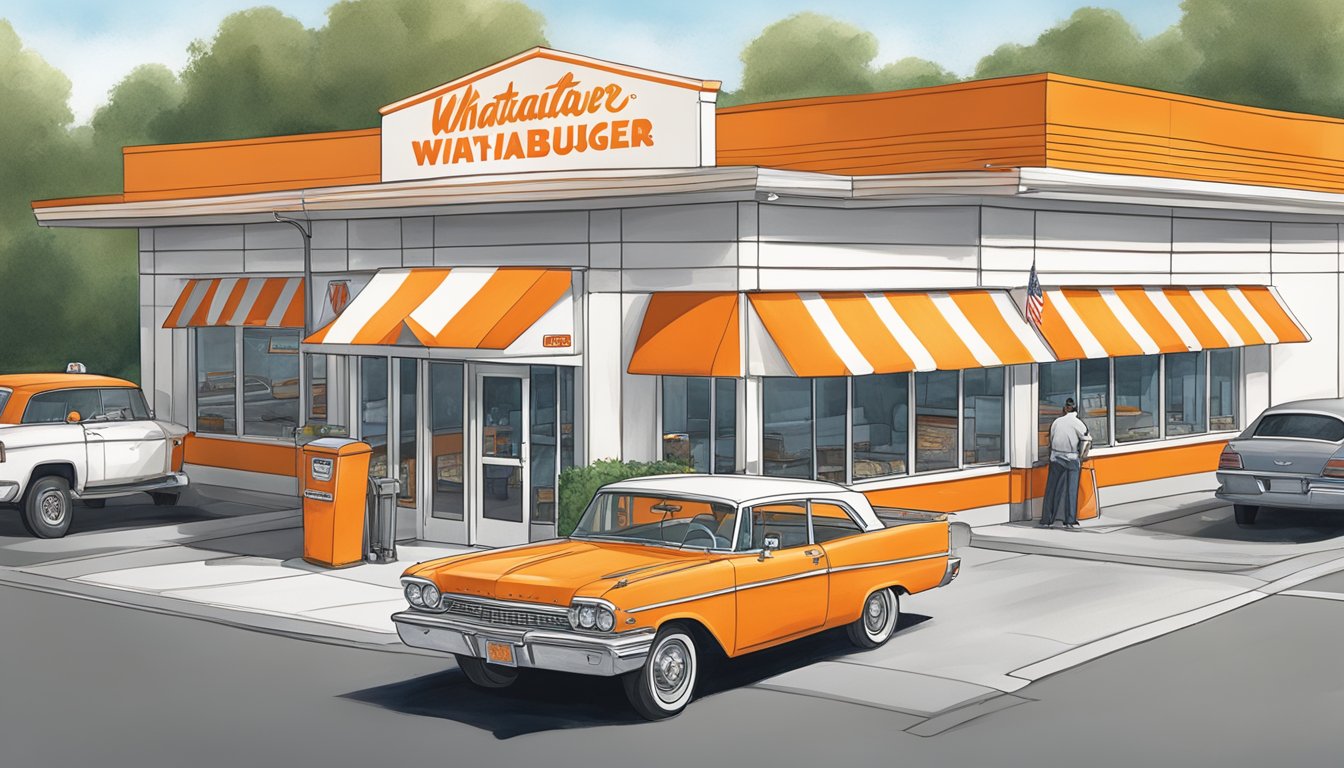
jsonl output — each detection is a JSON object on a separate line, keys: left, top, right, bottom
{"left": 758, "top": 533, "right": 781, "bottom": 561}
{"left": 66, "top": 411, "right": 82, "bottom": 424}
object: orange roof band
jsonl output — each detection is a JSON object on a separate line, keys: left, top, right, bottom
{"left": 32, "top": 70, "right": 1344, "bottom": 211}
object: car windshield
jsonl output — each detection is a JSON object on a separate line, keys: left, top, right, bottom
{"left": 571, "top": 493, "right": 739, "bottom": 550}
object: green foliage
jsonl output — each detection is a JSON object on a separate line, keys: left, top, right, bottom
{"left": 722, "top": 12, "right": 954, "bottom": 106}
{"left": 557, "top": 459, "right": 693, "bottom": 537}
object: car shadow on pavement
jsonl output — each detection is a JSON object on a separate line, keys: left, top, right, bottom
{"left": 342, "top": 613, "right": 933, "bottom": 739}
{"left": 0, "top": 502, "right": 219, "bottom": 539}
{"left": 1142, "top": 505, "right": 1344, "bottom": 544}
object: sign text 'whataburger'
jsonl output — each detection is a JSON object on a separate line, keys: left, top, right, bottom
{"left": 410, "top": 73, "right": 653, "bottom": 168}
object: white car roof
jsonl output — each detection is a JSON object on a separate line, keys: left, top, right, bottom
{"left": 600, "top": 475, "right": 880, "bottom": 530}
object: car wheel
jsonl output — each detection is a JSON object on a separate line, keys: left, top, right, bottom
{"left": 846, "top": 587, "right": 900, "bottom": 649}
{"left": 623, "top": 622, "right": 699, "bottom": 720}
{"left": 23, "top": 476, "right": 73, "bottom": 539}
{"left": 82, "top": 498, "right": 106, "bottom": 509}
{"left": 150, "top": 492, "right": 180, "bottom": 507}
{"left": 455, "top": 655, "right": 520, "bottom": 688}
{"left": 1234, "top": 504, "right": 1259, "bottom": 526}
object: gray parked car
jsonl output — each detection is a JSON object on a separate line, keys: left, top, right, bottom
{"left": 1216, "top": 398, "right": 1344, "bottom": 525}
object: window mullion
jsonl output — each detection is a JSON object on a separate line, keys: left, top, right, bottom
{"left": 234, "top": 328, "right": 244, "bottom": 437}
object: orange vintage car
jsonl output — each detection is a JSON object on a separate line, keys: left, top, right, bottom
{"left": 393, "top": 475, "right": 963, "bottom": 719}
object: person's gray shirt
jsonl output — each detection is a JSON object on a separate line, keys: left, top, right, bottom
{"left": 1049, "top": 411, "right": 1089, "bottom": 463}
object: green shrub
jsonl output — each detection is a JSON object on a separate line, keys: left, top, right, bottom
{"left": 557, "top": 459, "right": 693, "bottom": 537}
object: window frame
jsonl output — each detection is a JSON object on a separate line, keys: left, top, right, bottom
{"left": 190, "top": 325, "right": 306, "bottom": 443}
{"left": 807, "top": 499, "right": 866, "bottom": 544}
{"left": 742, "top": 498, "right": 813, "bottom": 552}
{"left": 659, "top": 375, "right": 739, "bottom": 475}
{"left": 21, "top": 387, "right": 108, "bottom": 424}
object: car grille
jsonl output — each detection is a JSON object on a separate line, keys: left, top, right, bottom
{"left": 445, "top": 599, "right": 571, "bottom": 630}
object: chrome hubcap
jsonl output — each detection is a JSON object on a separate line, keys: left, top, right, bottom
{"left": 651, "top": 638, "right": 692, "bottom": 702}
{"left": 39, "top": 491, "right": 66, "bottom": 526}
{"left": 864, "top": 592, "right": 891, "bottom": 635}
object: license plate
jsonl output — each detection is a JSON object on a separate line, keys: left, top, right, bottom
{"left": 1269, "top": 478, "right": 1304, "bottom": 494}
{"left": 484, "top": 640, "right": 516, "bottom": 667}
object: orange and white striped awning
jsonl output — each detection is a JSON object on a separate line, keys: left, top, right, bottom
{"left": 304, "top": 267, "right": 573, "bottom": 350}
{"left": 164, "top": 277, "right": 304, "bottom": 328}
{"left": 628, "top": 293, "right": 741, "bottom": 377}
{"left": 1038, "top": 285, "right": 1310, "bottom": 360}
{"left": 747, "top": 290, "right": 1054, "bottom": 376}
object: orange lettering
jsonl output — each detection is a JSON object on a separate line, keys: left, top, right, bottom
{"left": 589, "top": 121, "right": 609, "bottom": 150}
{"left": 610, "top": 120, "right": 629, "bottom": 149}
{"left": 631, "top": 118, "right": 653, "bottom": 147}
{"left": 527, "top": 129, "right": 551, "bottom": 157}
{"left": 502, "top": 132, "right": 525, "bottom": 160}
{"left": 411, "top": 139, "right": 443, "bottom": 165}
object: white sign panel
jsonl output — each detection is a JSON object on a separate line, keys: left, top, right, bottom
{"left": 381, "top": 48, "right": 717, "bottom": 182}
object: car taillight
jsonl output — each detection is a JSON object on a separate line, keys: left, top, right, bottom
{"left": 1218, "top": 447, "right": 1242, "bottom": 470}
{"left": 1323, "top": 459, "right": 1344, "bottom": 478}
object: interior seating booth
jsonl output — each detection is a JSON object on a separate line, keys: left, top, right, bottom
{"left": 31, "top": 48, "right": 1340, "bottom": 548}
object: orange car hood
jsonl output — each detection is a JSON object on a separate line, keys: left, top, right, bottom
{"left": 411, "top": 539, "right": 712, "bottom": 607}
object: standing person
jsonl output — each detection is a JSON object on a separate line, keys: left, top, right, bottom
{"left": 1039, "top": 398, "right": 1089, "bottom": 528}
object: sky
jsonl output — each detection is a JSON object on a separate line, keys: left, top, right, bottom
{"left": 3, "top": 0, "right": 1184, "bottom": 124}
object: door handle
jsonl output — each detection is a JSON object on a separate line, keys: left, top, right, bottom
{"left": 804, "top": 548, "right": 823, "bottom": 564}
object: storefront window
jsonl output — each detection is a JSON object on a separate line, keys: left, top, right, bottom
{"left": 662, "top": 377, "right": 712, "bottom": 472}
{"left": 531, "top": 366, "right": 558, "bottom": 524}
{"left": 429, "top": 362, "right": 464, "bottom": 521}
{"left": 1115, "top": 355, "right": 1160, "bottom": 443}
{"left": 241, "top": 328, "right": 300, "bottom": 439}
{"left": 1038, "top": 361, "right": 1076, "bottom": 459}
{"left": 360, "top": 356, "right": 389, "bottom": 477}
{"left": 852, "top": 373, "right": 908, "bottom": 480}
{"left": 714, "top": 378, "right": 737, "bottom": 473}
{"left": 559, "top": 367, "right": 576, "bottom": 471}
{"left": 1209, "top": 348, "right": 1240, "bottom": 432}
{"left": 306, "top": 354, "right": 328, "bottom": 424}
{"left": 396, "top": 358, "right": 418, "bottom": 509}
{"left": 1165, "top": 352, "right": 1207, "bottom": 436}
{"left": 1079, "top": 359, "right": 1110, "bottom": 445}
{"left": 962, "top": 367, "right": 1004, "bottom": 465}
{"left": 195, "top": 327, "right": 236, "bottom": 435}
{"left": 816, "top": 377, "right": 847, "bottom": 482}
{"left": 915, "top": 370, "right": 958, "bottom": 472}
{"left": 763, "top": 378, "right": 813, "bottom": 479}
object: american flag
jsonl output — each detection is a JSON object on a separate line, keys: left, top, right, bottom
{"left": 1025, "top": 262, "right": 1045, "bottom": 327}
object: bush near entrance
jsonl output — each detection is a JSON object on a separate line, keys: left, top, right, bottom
{"left": 557, "top": 459, "right": 693, "bottom": 537}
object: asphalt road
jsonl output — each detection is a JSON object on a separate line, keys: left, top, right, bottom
{"left": 1, "top": 577, "right": 1342, "bottom": 768}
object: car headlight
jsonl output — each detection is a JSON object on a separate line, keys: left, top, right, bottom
{"left": 404, "top": 582, "right": 423, "bottom": 607}
{"left": 421, "top": 583, "right": 441, "bottom": 610}
{"left": 569, "top": 601, "right": 616, "bottom": 632}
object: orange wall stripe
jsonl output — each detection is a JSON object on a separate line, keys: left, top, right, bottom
{"left": 187, "top": 280, "right": 222, "bottom": 327}
{"left": 216, "top": 279, "right": 250, "bottom": 327}
{"left": 437, "top": 269, "right": 546, "bottom": 348}
{"left": 1064, "top": 289, "right": 1145, "bottom": 357}
{"left": 351, "top": 270, "right": 449, "bottom": 345}
{"left": 280, "top": 279, "right": 306, "bottom": 328}
{"left": 1165, "top": 288, "right": 1228, "bottom": 348}
{"left": 477, "top": 270, "right": 572, "bottom": 349}
{"left": 184, "top": 434, "right": 297, "bottom": 477}
{"left": 951, "top": 291, "right": 1035, "bottom": 364}
{"left": 629, "top": 292, "right": 740, "bottom": 376}
{"left": 886, "top": 293, "right": 979, "bottom": 370}
{"left": 1114, "top": 288, "right": 1184, "bottom": 352}
{"left": 1036, "top": 293, "right": 1086, "bottom": 360}
{"left": 864, "top": 472, "right": 1011, "bottom": 513}
{"left": 1241, "top": 286, "right": 1309, "bottom": 342}
{"left": 749, "top": 294, "right": 847, "bottom": 376}
{"left": 164, "top": 279, "right": 198, "bottom": 328}
{"left": 824, "top": 293, "right": 916, "bottom": 373}
{"left": 1202, "top": 288, "right": 1266, "bottom": 346}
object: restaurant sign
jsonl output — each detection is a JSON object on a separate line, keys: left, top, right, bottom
{"left": 380, "top": 48, "right": 719, "bottom": 182}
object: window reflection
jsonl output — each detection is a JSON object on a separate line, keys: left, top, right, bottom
{"left": 852, "top": 373, "right": 909, "bottom": 479}
{"left": 360, "top": 357, "right": 389, "bottom": 477}
{"left": 763, "top": 378, "right": 813, "bottom": 479}
{"left": 242, "top": 328, "right": 300, "bottom": 439}
{"left": 1209, "top": 348, "right": 1240, "bottom": 432}
{"left": 915, "top": 370, "right": 958, "bottom": 472}
{"left": 1115, "top": 355, "right": 1160, "bottom": 443}
{"left": 1038, "top": 361, "right": 1076, "bottom": 460}
{"left": 429, "top": 362, "right": 464, "bottom": 521}
{"left": 962, "top": 367, "right": 1004, "bottom": 465}
{"left": 815, "top": 378, "right": 847, "bottom": 482}
{"left": 195, "top": 327, "right": 236, "bottom": 435}
{"left": 1165, "top": 351, "right": 1206, "bottom": 436}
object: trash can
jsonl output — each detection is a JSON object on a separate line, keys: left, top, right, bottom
{"left": 368, "top": 476, "right": 400, "bottom": 564}
{"left": 300, "top": 437, "right": 371, "bottom": 568}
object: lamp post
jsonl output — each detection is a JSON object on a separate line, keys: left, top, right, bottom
{"left": 273, "top": 212, "right": 313, "bottom": 336}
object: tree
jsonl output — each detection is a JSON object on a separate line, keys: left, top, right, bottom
{"left": 724, "top": 13, "right": 954, "bottom": 106}
{"left": 974, "top": 7, "right": 1197, "bottom": 92}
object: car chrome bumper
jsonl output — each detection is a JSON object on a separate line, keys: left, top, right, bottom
{"left": 0, "top": 481, "right": 18, "bottom": 503}
{"left": 392, "top": 610, "right": 654, "bottom": 677}
{"left": 1216, "top": 471, "right": 1344, "bottom": 511}
{"left": 937, "top": 556, "right": 962, "bottom": 587}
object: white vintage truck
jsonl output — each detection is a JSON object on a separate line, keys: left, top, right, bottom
{"left": 0, "top": 369, "right": 190, "bottom": 538}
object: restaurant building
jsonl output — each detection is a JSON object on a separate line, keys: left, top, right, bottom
{"left": 32, "top": 48, "right": 1333, "bottom": 547}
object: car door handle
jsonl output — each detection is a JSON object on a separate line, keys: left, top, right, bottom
{"left": 804, "top": 548, "right": 823, "bottom": 564}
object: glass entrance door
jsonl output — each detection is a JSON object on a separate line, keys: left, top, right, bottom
{"left": 423, "top": 361, "right": 466, "bottom": 543}
{"left": 474, "top": 367, "right": 529, "bottom": 547}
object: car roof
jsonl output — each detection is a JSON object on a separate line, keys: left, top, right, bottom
{"left": 602, "top": 474, "right": 856, "bottom": 505}
{"left": 1264, "top": 398, "right": 1344, "bottom": 417}
{"left": 0, "top": 373, "right": 137, "bottom": 392}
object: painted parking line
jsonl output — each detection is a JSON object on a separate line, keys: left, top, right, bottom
{"left": 1277, "top": 589, "right": 1344, "bottom": 603}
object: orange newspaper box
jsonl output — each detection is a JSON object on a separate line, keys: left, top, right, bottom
{"left": 301, "top": 437, "right": 371, "bottom": 568}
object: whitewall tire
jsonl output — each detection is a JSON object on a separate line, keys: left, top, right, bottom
{"left": 846, "top": 588, "right": 900, "bottom": 649}
{"left": 623, "top": 623, "right": 699, "bottom": 720}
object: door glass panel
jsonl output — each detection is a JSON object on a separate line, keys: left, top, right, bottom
{"left": 482, "top": 377, "right": 522, "bottom": 459}
{"left": 748, "top": 502, "right": 810, "bottom": 550}
{"left": 530, "top": 366, "right": 558, "bottom": 525}
{"left": 429, "top": 362, "right": 464, "bottom": 521}
{"left": 396, "top": 358, "right": 418, "bottom": 510}
{"left": 360, "top": 357, "right": 389, "bottom": 477}
{"left": 482, "top": 465, "right": 524, "bottom": 523}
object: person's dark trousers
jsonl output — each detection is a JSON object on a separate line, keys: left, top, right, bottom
{"left": 1041, "top": 456, "right": 1082, "bottom": 525}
